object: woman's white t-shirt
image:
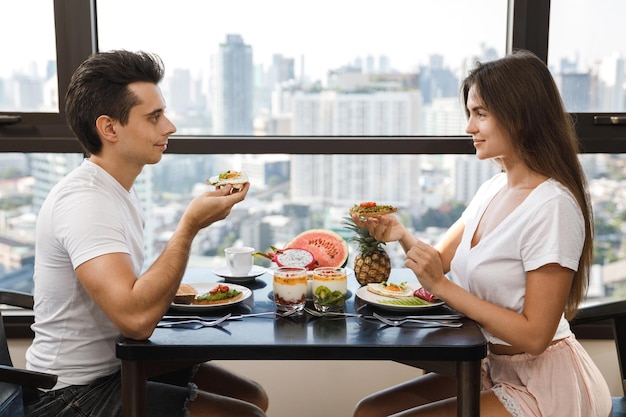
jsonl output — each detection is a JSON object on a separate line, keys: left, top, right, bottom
{"left": 26, "top": 160, "right": 145, "bottom": 388}
{"left": 450, "top": 172, "right": 584, "bottom": 345}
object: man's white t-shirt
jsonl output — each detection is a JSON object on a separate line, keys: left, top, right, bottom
{"left": 450, "top": 172, "right": 584, "bottom": 345}
{"left": 26, "top": 159, "right": 145, "bottom": 388}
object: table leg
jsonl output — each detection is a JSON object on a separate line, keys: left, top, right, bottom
{"left": 121, "top": 360, "right": 147, "bottom": 417}
{"left": 456, "top": 360, "right": 480, "bottom": 417}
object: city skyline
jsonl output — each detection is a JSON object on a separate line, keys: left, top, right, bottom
{"left": 5, "top": 1, "right": 626, "bottom": 82}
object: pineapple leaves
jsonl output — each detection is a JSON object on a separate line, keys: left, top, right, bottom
{"left": 342, "top": 216, "right": 387, "bottom": 254}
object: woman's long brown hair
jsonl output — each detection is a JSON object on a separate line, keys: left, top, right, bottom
{"left": 461, "top": 50, "right": 593, "bottom": 320}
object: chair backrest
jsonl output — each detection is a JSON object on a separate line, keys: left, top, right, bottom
{"left": 573, "top": 300, "right": 626, "bottom": 393}
{"left": 0, "top": 311, "right": 15, "bottom": 368}
{"left": 571, "top": 300, "right": 626, "bottom": 416}
{"left": 0, "top": 290, "right": 54, "bottom": 417}
{"left": 0, "top": 291, "right": 32, "bottom": 417}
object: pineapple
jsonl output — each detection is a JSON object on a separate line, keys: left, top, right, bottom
{"left": 344, "top": 218, "right": 392, "bottom": 285}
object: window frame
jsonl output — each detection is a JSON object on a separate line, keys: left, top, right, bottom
{"left": 1, "top": 0, "right": 625, "bottom": 154}
{"left": 509, "top": 0, "right": 626, "bottom": 152}
{"left": 1, "top": 0, "right": 624, "bottom": 339}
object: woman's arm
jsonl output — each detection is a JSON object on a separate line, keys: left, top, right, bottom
{"left": 407, "top": 242, "right": 573, "bottom": 355}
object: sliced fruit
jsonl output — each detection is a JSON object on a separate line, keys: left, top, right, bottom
{"left": 285, "top": 229, "right": 349, "bottom": 268}
{"left": 254, "top": 246, "right": 318, "bottom": 270}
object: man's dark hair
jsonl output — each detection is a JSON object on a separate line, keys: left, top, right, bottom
{"left": 65, "top": 50, "right": 165, "bottom": 155}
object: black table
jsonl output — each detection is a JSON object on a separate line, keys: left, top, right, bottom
{"left": 116, "top": 268, "right": 487, "bottom": 417}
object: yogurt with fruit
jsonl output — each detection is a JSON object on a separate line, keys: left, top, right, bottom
{"left": 273, "top": 267, "right": 307, "bottom": 312}
{"left": 312, "top": 267, "right": 347, "bottom": 312}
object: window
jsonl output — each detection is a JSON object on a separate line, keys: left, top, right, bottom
{"left": 1, "top": 0, "right": 625, "bottom": 302}
{"left": 0, "top": 1, "right": 57, "bottom": 112}
{"left": 96, "top": 0, "right": 507, "bottom": 137}
{"left": 548, "top": 0, "right": 626, "bottom": 113}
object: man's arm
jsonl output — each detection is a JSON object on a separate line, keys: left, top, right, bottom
{"left": 75, "top": 183, "right": 249, "bottom": 340}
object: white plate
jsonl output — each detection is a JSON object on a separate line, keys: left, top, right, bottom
{"left": 356, "top": 283, "right": 444, "bottom": 312}
{"left": 170, "top": 282, "right": 252, "bottom": 311}
{"left": 212, "top": 265, "right": 267, "bottom": 282}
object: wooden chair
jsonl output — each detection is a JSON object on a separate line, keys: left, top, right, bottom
{"left": 571, "top": 299, "right": 626, "bottom": 416}
{"left": 0, "top": 290, "right": 57, "bottom": 417}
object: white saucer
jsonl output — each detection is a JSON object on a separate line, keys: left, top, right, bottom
{"left": 212, "top": 265, "right": 267, "bottom": 283}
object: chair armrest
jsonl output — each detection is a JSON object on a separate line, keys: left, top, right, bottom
{"left": 0, "top": 365, "right": 57, "bottom": 389}
{"left": 0, "top": 291, "right": 34, "bottom": 310}
{"left": 570, "top": 300, "right": 626, "bottom": 326}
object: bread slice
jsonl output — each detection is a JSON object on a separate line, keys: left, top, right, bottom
{"left": 349, "top": 204, "right": 397, "bottom": 217}
{"left": 206, "top": 171, "right": 249, "bottom": 190}
{"left": 174, "top": 283, "right": 198, "bottom": 305}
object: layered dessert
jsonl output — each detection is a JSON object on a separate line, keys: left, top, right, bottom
{"left": 312, "top": 267, "right": 347, "bottom": 312}
{"left": 273, "top": 268, "right": 307, "bottom": 312}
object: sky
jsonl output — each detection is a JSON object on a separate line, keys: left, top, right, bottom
{"left": 2, "top": 0, "right": 626, "bottom": 80}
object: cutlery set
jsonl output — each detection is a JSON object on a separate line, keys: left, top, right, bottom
{"left": 158, "top": 310, "right": 299, "bottom": 328}
{"left": 369, "top": 312, "right": 463, "bottom": 328}
{"left": 159, "top": 309, "right": 463, "bottom": 329}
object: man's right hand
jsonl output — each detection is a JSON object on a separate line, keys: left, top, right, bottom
{"left": 182, "top": 182, "right": 250, "bottom": 232}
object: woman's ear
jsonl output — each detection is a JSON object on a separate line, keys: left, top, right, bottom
{"left": 95, "top": 115, "right": 118, "bottom": 144}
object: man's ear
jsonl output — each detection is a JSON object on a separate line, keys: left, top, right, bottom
{"left": 95, "top": 115, "right": 118, "bottom": 144}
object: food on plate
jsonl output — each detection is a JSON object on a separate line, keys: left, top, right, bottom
{"left": 206, "top": 170, "right": 249, "bottom": 190}
{"left": 173, "top": 283, "right": 242, "bottom": 305}
{"left": 254, "top": 247, "right": 318, "bottom": 270}
{"left": 193, "top": 283, "right": 243, "bottom": 305}
{"left": 344, "top": 217, "right": 391, "bottom": 285}
{"left": 414, "top": 287, "right": 438, "bottom": 302}
{"left": 174, "top": 283, "right": 198, "bottom": 304}
{"left": 284, "top": 229, "right": 349, "bottom": 268}
{"left": 366, "top": 281, "right": 413, "bottom": 298}
{"left": 365, "top": 282, "right": 440, "bottom": 306}
{"left": 378, "top": 297, "right": 432, "bottom": 306}
{"left": 349, "top": 201, "right": 398, "bottom": 218}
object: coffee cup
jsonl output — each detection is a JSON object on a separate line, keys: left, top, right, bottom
{"left": 225, "top": 246, "right": 255, "bottom": 276}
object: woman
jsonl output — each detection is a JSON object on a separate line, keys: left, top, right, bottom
{"left": 352, "top": 50, "right": 612, "bottom": 417}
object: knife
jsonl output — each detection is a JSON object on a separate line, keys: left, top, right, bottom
{"left": 362, "top": 314, "right": 462, "bottom": 320}
{"left": 162, "top": 312, "right": 277, "bottom": 321}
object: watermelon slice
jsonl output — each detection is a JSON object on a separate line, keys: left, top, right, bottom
{"left": 285, "top": 229, "right": 349, "bottom": 268}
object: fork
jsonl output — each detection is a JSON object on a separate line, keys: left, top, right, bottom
{"left": 304, "top": 307, "right": 361, "bottom": 318}
{"left": 372, "top": 312, "right": 462, "bottom": 328}
{"left": 378, "top": 313, "right": 462, "bottom": 321}
{"left": 163, "top": 311, "right": 291, "bottom": 321}
{"left": 232, "top": 309, "right": 301, "bottom": 319}
{"left": 157, "top": 313, "right": 232, "bottom": 328}
{"left": 158, "top": 309, "right": 302, "bottom": 329}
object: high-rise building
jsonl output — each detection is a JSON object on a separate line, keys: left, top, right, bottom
{"left": 290, "top": 87, "right": 424, "bottom": 214}
{"left": 454, "top": 156, "right": 501, "bottom": 204}
{"left": 597, "top": 52, "right": 625, "bottom": 111}
{"left": 211, "top": 34, "right": 254, "bottom": 135}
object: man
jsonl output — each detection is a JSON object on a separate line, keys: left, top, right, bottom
{"left": 24, "top": 50, "right": 267, "bottom": 417}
